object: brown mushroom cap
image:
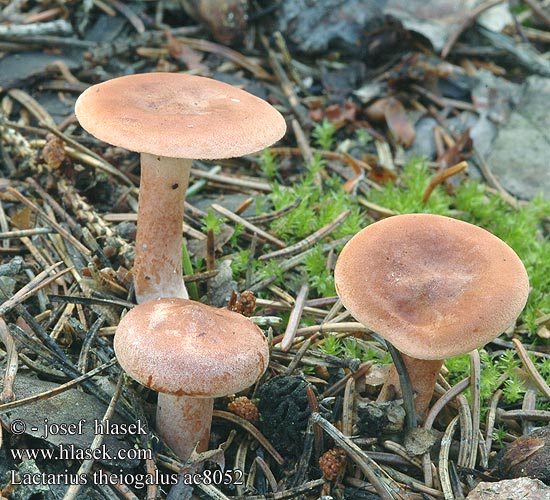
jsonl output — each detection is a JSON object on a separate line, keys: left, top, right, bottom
{"left": 334, "top": 214, "right": 529, "bottom": 360}
{"left": 114, "top": 298, "right": 269, "bottom": 397}
{"left": 75, "top": 72, "right": 286, "bottom": 159}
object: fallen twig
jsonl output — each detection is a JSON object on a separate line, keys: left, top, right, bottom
{"left": 260, "top": 210, "right": 350, "bottom": 261}
{"left": 0, "top": 318, "right": 18, "bottom": 403}
{"left": 512, "top": 337, "right": 550, "bottom": 399}
{"left": 63, "top": 375, "right": 124, "bottom": 500}
{"left": 0, "top": 358, "right": 117, "bottom": 412}
{"left": 441, "top": 0, "right": 507, "bottom": 58}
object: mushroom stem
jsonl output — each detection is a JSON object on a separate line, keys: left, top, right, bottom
{"left": 157, "top": 393, "right": 213, "bottom": 459}
{"left": 134, "top": 153, "right": 191, "bottom": 303}
{"left": 377, "top": 354, "right": 443, "bottom": 420}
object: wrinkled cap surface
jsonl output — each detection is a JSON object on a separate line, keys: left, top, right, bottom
{"left": 334, "top": 214, "right": 529, "bottom": 360}
{"left": 114, "top": 298, "right": 269, "bottom": 397}
{"left": 75, "top": 72, "right": 286, "bottom": 159}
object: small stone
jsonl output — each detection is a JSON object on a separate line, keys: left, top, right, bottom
{"left": 404, "top": 427, "right": 437, "bottom": 456}
{"left": 465, "top": 478, "right": 550, "bottom": 500}
{"left": 487, "top": 76, "right": 550, "bottom": 200}
{"left": 497, "top": 427, "right": 550, "bottom": 482}
{"left": 356, "top": 400, "right": 406, "bottom": 436}
{"left": 207, "top": 259, "right": 237, "bottom": 307}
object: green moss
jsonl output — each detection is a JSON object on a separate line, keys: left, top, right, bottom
{"left": 312, "top": 119, "right": 336, "bottom": 151}
{"left": 369, "top": 158, "right": 451, "bottom": 215}
{"left": 303, "top": 246, "right": 335, "bottom": 296}
{"left": 444, "top": 353, "right": 471, "bottom": 383}
{"left": 444, "top": 349, "right": 527, "bottom": 419}
{"left": 240, "top": 152, "right": 364, "bottom": 296}
{"left": 220, "top": 153, "right": 549, "bottom": 354}
{"left": 538, "top": 357, "right": 550, "bottom": 379}
{"left": 266, "top": 154, "right": 364, "bottom": 245}
{"left": 318, "top": 334, "right": 342, "bottom": 356}
{"left": 315, "top": 335, "right": 392, "bottom": 364}
{"left": 502, "top": 375, "right": 526, "bottom": 404}
{"left": 259, "top": 149, "right": 278, "bottom": 180}
{"left": 201, "top": 207, "right": 223, "bottom": 235}
{"left": 228, "top": 222, "right": 245, "bottom": 248}
{"left": 492, "top": 426, "right": 508, "bottom": 448}
{"left": 230, "top": 248, "right": 250, "bottom": 276}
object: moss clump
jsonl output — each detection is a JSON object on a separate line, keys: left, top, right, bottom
{"left": 232, "top": 153, "right": 550, "bottom": 338}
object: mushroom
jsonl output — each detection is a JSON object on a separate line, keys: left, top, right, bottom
{"left": 114, "top": 297, "right": 269, "bottom": 459}
{"left": 75, "top": 72, "right": 286, "bottom": 303}
{"left": 334, "top": 213, "right": 529, "bottom": 419}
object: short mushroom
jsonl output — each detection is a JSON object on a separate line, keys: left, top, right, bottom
{"left": 75, "top": 72, "right": 286, "bottom": 303}
{"left": 114, "top": 297, "right": 269, "bottom": 459}
{"left": 334, "top": 213, "right": 529, "bottom": 419}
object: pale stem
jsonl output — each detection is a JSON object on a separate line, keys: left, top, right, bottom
{"left": 377, "top": 354, "right": 444, "bottom": 421}
{"left": 156, "top": 394, "right": 213, "bottom": 459}
{"left": 134, "top": 153, "right": 191, "bottom": 303}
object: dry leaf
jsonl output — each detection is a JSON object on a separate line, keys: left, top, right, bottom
{"left": 383, "top": 97, "right": 415, "bottom": 148}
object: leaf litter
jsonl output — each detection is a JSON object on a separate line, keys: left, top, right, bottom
{"left": 1, "top": 0, "right": 550, "bottom": 499}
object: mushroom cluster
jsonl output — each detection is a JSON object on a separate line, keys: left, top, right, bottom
{"left": 334, "top": 213, "right": 529, "bottom": 419}
{"left": 75, "top": 73, "right": 285, "bottom": 459}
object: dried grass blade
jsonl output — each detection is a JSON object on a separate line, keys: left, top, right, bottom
{"left": 0, "top": 262, "right": 68, "bottom": 316}
{"left": 63, "top": 374, "right": 124, "bottom": 500}
{"left": 468, "top": 350, "right": 481, "bottom": 469}
{"left": 212, "top": 410, "right": 284, "bottom": 465}
{"left": 439, "top": 415, "right": 459, "bottom": 500}
{"left": 312, "top": 412, "right": 402, "bottom": 500}
{"left": 512, "top": 337, "right": 550, "bottom": 399}
{"left": 281, "top": 283, "right": 309, "bottom": 352}
{"left": 7, "top": 187, "right": 91, "bottom": 256}
{"left": 7, "top": 89, "right": 57, "bottom": 128}
{"left": 0, "top": 318, "right": 18, "bottom": 403}
{"left": 260, "top": 210, "right": 350, "bottom": 261}
{"left": 211, "top": 203, "right": 286, "bottom": 248}
{"left": 177, "top": 37, "right": 274, "bottom": 81}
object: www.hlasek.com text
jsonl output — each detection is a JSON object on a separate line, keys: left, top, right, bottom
{"left": 11, "top": 443, "right": 151, "bottom": 462}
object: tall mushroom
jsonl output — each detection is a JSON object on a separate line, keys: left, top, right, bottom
{"left": 114, "top": 297, "right": 269, "bottom": 459}
{"left": 75, "top": 73, "right": 286, "bottom": 303}
{"left": 334, "top": 214, "right": 529, "bottom": 419}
